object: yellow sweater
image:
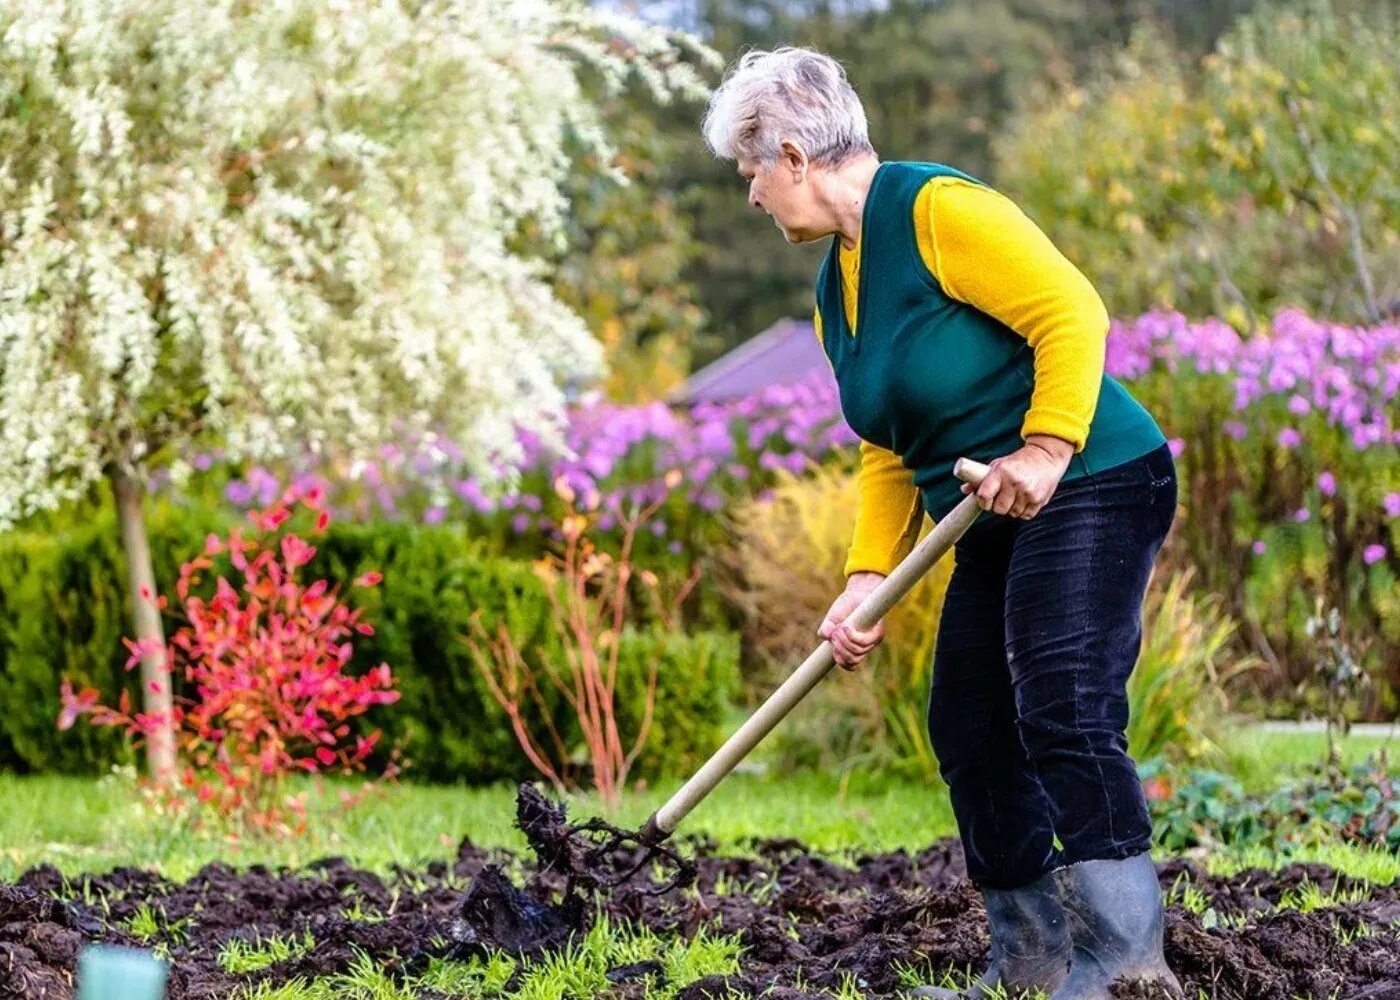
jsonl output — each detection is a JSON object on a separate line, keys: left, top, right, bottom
{"left": 814, "top": 175, "right": 1111, "bottom": 578}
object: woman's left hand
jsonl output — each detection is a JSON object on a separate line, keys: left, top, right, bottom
{"left": 961, "top": 436, "right": 1075, "bottom": 520}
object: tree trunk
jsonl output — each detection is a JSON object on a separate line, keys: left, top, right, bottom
{"left": 109, "top": 464, "right": 177, "bottom": 782}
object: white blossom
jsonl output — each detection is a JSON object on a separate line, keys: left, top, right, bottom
{"left": 0, "top": 0, "right": 712, "bottom": 528}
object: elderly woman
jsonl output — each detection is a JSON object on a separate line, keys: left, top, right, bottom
{"left": 701, "top": 48, "right": 1183, "bottom": 1000}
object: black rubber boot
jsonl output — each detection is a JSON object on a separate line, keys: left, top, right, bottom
{"left": 1048, "top": 853, "right": 1183, "bottom": 1000}
{"left": 910, "top": 869, "right": 1071, "bottom": 998}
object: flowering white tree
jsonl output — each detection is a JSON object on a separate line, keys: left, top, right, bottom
{"left": 0, "top": 0, "right": 713, "bottom": 778}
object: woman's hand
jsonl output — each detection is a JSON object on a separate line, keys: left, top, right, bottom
{"left": 818, "top": 571, "right": 886, "bottom": 670}
{"left": 961, "top": 435, "right": 1074, "bottom": 520}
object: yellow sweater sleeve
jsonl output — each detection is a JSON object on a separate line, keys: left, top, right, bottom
{"left": 914, "top": 177, "right": 1110, "bottom": 451}
{"left": 814, "top": 308, "right": 924, "bottom": 577}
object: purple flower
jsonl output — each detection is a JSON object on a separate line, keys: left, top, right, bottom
{"left": 668, "top": 541, "right": 684, "bottom": 554}
{"left": 696, "top": 420, "right": 735, "bottom": 456}
{"left": 192, "top": 452, "right": 213, "bottom": 472}
{"left": 1293, "top": 507, "right": 1311, "bottom": 523}
{"left": 455, "top": 479, "right": 496, "bottom": 514}
{"left": 1252, "top": 540, "right": 1267, "bottom": 555}
{"left": 225, "top": 481, "right": 253, "bottom": 506}
{"left": 584, "top": 452, "right": 615, "bottom": 479}
{"left": 293, "top": 472, "right": 326, "bottom": 498}
{"left": 423, "top": 506, "right": 447, "bottom": 525}
{"left": 510, "top": 513, "right": 531, "bottom": 534}
{"left": 1363, "top": 544, "right": 1386, "bottom": 565}
{"left": 243, "top": 310, "right": 1400, "bottom": 549}
{"left": 649, "top": 520, "right": 667, "bottom": 536}
{"left": 248, "top": 467, "right": 281, "bottom": 505}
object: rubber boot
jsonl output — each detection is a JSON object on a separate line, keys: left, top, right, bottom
{"left": 1048, "top": 853, "right": 1183, "bottom": 1000}
{"left": 910, "top": 869, "right": 1071, "bottom": 998}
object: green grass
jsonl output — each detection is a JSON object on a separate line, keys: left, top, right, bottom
{"left": 1205, "top": 840, "right": 1400, "bottom": 884}
{"left": 1276, "top": 877, "right": 1373, "bottom": 913}
{"left": 235, "top": 919, "right": 741, "bottom": 1000}
{"left": 219, "top": 931, "right": 316, "bottom": 974}
{"left": 1207, "top": 723, "right": 1397, "bottom": 794}
{"left": 5, "top": 724, "right": 1396, "bottom": 883}
{"left": 0, "top": 765, "right": 959, "bottom": 881}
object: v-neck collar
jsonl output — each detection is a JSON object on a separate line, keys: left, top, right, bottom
{"left": 834, "top": 161, "right": 887, "bottom": 348}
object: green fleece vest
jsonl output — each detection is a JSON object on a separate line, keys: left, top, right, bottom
{"left": 815, "top": 161, "right": 1166, "bottom": 521}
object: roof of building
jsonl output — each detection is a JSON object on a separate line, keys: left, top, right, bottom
{"left": 668, "top": 318, "right": 832, "bottom": 405}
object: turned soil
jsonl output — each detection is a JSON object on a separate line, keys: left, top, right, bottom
{"left": 5, "top": 802, "right": 1400, "bottom": 999}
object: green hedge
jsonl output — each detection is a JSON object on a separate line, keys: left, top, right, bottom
{"left": 0, "top": 498, "right": 221, "bottom": 774}
{"left": 316, "top": 520, "right": 739, "bottom": 783}
{"left": 0, "top": 497, "right": 739, "bottom": 784}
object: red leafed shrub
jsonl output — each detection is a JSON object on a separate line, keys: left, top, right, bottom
{"left": 59, "top": 484, "right": 400, "bottom": 837}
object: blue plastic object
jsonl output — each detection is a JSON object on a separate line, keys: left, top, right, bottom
{"left": 77, "top": 944, "right": 167, "bottom": 1000}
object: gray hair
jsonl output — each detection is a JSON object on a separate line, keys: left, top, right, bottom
{"left": 702, "top": 47, "right": 874, "bottom": 167}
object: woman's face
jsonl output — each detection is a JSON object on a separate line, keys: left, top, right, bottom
{"left": 738, "top": 147, "right": 820, "bottom": 244}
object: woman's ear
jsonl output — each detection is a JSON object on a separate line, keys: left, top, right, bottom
{"left": 778, "top": 139, "right": 809, "bottom": 181}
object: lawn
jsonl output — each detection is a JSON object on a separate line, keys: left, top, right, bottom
{"left": 1, "top": 766, "right": 960, "bottom": 882}
{"left": 5, "top": 723, "right": 1396, "bottom": 882}
{"left": 1208, "top": 723, "right": 1398, "bottom": 794}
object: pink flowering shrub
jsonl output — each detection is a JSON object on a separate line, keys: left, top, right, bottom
{"left": 59, "top": 486, "right": 400, "bottom": 837}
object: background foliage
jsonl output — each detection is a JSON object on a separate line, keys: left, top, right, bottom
{"left": 627, "top": 0, "right": 1317, "bottom": 362}
{"left": 995, "top": 2, "right": 1400, "bottom": 326}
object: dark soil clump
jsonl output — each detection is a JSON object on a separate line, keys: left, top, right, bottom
{"left": 515, "top": 782, "right": 695, "bottom": 894}
{"left": 1109, "top": 977, "right": 1184, "bottom": 999}
{"left": 452, "top": 864, "right": 588, "bottom": 955}
{"left": 5, "top": 793, "right": 1400, "bottom": 998}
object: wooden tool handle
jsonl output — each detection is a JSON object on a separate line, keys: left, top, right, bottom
{"left": 639, "top": 457, "right": 990, "bottom": 844}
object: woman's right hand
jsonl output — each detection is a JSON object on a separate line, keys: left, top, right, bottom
{"left": 817, "top": 571, "right": 887, "bottom": 671}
